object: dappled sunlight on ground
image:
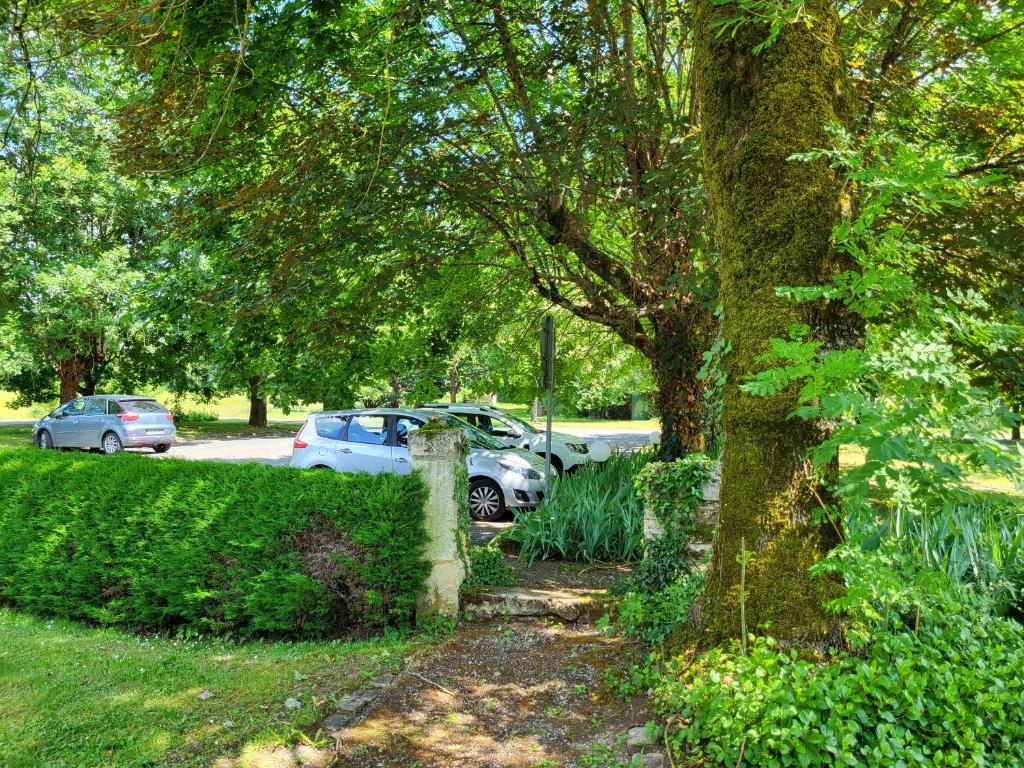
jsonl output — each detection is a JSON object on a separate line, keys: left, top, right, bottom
{"left": 333, "top": 618, "right": 647, "bottom": 768}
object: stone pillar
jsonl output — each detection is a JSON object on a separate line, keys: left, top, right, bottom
{"left": 698, "top": 463, "right": 721, "bottom": 528}
{"left": 643, "top": 504, "right": 665, "bottom": 543}
{"left": 408, "top": 425, "right": 468, "bottom": 622}
{"left": 641, "top": 461, "right": 722, "bottom": 546}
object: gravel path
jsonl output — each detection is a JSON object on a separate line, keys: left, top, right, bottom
{"left": 148, "top": 436, "right": 295, "bottom": 466}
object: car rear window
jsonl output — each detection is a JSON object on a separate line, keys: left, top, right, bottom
{"left": 123, "top": 399, "right": 167, "bottom": 413}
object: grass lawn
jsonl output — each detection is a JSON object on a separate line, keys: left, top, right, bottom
{"left": 0, "top": 608, "right": 417, "bottom": 768}
{"left": 0, "top": 422, "right": 304, "bottom": 448}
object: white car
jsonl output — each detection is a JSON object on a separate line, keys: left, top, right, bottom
{"left": 289, "top": 408, "right": 549, "bottom": 521}
{"left": 418, "top": 403, "right": 606, "bottom": 475}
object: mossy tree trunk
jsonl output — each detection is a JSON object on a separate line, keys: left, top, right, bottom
{"left": 692, "top": 0, "right": 858, "bottom": 646}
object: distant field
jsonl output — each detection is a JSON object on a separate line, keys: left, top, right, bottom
{"left": 0, "top": 390, "right": 660, "bottom": 432}
{"left": 494, "top": 401, "right": 660, "bottom": 433}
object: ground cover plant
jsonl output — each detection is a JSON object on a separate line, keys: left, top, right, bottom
{"left": 627, "top": 118, "right": 1024, "bottom": 768}
{"left": 510, "top": 449, "right": 654, "bottom": 563}
{"left": 659, "top": 596, "right": 1024, "bottom": 767}
{"left": 0, "top": 447, "right": 428, "bottom": 636}
{"left": 0, "top": 607, "right": 415, "bottom": 768}
{"left": 462, "top": 544, "right": 516, "bottom": 591}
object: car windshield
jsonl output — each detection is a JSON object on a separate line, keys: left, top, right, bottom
{"left": 498, "top": 412, "right": 540, "bottom": 434}
{"left": 441, "top": 415, "right": 506, "bottom": 450}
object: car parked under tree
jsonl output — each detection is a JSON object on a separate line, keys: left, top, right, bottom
{"left": 33, "top": 396, "right": 177, "bottom": 454}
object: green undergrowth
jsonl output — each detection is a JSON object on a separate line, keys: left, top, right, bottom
{"left": 0, "top": 607, "right": 416, "bottom": 768}
{"left": 656, "top": 595, "right": 1024, "bottom": 767}
{"left": 507, "top": 449, "right": 655, "bottom": 563}
{"left": 0, "top": 447, "right": 428, "bottom": 636}
{"left": 462, "top": 544, "right": 516, "bottom": 591}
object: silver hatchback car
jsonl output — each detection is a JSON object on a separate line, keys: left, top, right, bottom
{"left": 33, "top": 395, "right": 177, "bottom": 454}
{"left": 290, "top": 408, "right": 549, "bottom": 521}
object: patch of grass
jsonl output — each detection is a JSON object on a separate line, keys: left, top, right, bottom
{"left": 0, "top": 424, "right": 31, "bottom": 448}
{"left": 0, "top": 607, "right": 414, "bottom": 768}
{"left": 838, "top": 444, "right": 1023, "bottom": 498}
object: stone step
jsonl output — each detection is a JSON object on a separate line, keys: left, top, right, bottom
{"left": 462, "top": 587, "right": 608, "bottom": 622}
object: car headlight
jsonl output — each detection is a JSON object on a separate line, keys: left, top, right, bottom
{"left": 499, "top": 461, "right": 541, "bottom": 480}
{"left": 567, "top": 443, "right": 589, "bottom": 454}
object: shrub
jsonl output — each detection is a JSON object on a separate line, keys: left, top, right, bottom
{"left": 511, "top": 449, "right": 654, "bottom": 563}
{"left": 0, "top": 447, "right": 429, "bottom": 637}
{"left": 170, "top": 406, "right": 219, "bottom": 422}
{"left": 659, "top": 604, "right": 1024, "bottom": 767}
{"left": 462, "top": 544, "right": 516, "bottom": 591}
{"left": 603, "top": 571, "right": 704, "bottom": 647}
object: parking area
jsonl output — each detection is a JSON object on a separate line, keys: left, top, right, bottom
{"left": 146, "top": 426, "right": 652, "bottom": 467}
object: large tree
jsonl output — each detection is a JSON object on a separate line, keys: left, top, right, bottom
{"left": 0, "top": 33, "right": 166, "bottom": 403}
{"left": 63, "top": 0, "right": 720, "bottom": 458}
{"left": 692, "top": 0, "right": 859, "bottom": 645}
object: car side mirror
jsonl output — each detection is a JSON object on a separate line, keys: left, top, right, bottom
{"left": 491, "top": 428, "right": 513, "bottom": 438}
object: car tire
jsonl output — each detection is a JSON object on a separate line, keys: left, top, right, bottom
{"left": 539, "top": 453, "right": 563, "bottom": 476}
{"left": 153, "top": 444, "right": 170, "bottom": 454}
{"left": 101, "top": 431, "right": 123, "bottom": 455}
{"left": 468, "top": 478, "right": 506, "bottom": 521}
{"left": 37, "top": 430, "right": 53, "bottom": 449}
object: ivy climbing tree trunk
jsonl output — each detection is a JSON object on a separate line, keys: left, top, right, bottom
{"left": 652, "top": 310, "right": 713, "bottom": 460}
{"left": 692, "top": 0, "right": 858, "bottom": 646}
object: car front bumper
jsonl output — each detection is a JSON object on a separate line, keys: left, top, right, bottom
{"left": 498, "top": 471, "right": 547, "bottom": 509}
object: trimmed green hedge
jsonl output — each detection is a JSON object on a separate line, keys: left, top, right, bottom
{"left": 0, "top": 448, "right": 429, "bottom": 637}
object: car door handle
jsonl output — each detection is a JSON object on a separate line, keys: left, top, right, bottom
{"left": 338, "top": 448, "right": 352, "bottom": 453}
{"left": 395, "top": 457, "right": 409, "bottom": 463}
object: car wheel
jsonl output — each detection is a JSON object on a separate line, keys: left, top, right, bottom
{"left": 101, "top": 431, "right": 123, "bottom": 455}
{"left": 152, "top": 444, "right": 170, "bottom": 454}
{"left": 468, "top": 479, "right": 506, "bottom": 521}
{"left": 38, "top": 430, "right": 53, "bottom": 449}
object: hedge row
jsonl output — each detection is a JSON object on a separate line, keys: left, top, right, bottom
{"left": 0, "top": 448, "right": 429, "bottom": 637}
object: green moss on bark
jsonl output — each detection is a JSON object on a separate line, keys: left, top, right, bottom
{"left": 692, "top": 0, "right": 854, "bottom": 646}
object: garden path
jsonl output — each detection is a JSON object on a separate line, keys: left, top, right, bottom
{"left": 330, "top": 616, "right": 651, "bottom": 768}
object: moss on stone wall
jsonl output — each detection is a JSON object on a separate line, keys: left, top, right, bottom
{"left": 692, "top": 0, "right": 853, "bottom": 646}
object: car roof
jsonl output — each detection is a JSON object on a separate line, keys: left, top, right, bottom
{"left": 419, "top": 403, "right": 502, "bottom": 413}
{"left": 82, "top": 395, "right": 159, "bottom": 402}
{"left": 311, "top": 407, "right": 436, "bottom": 420}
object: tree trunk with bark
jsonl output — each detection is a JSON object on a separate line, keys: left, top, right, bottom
{"left": 692, "top": 0, "right": 856, "bottom": 646}
{"left": 247, "top": 378, "right": 268, "bottom": 428}
{"left": 449, "top": 366, "right": 459, "bottom": 403}
{"left": 58, "top": 357, "right": 83, "bottom": 404}
{"left": 1012, "top": 403, "right": 1021, "bottom": 442}
{"left": 651, "top": 310, "right": 712, "bottom": 459}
